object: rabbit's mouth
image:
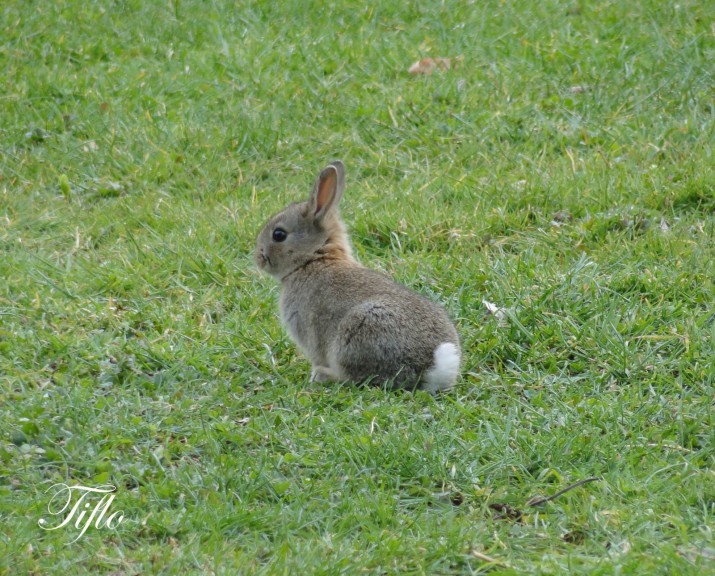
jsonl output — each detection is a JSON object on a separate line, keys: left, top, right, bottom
{"left": 255, "top": 249, "right": 271, "bottom": 270}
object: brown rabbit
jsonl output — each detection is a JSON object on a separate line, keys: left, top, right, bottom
{"left": 255, "top": 161, "right": 461, "bottom": 392}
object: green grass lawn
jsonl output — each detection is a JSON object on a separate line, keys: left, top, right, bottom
{"left": 2, "top": 0, "right": 714, "bottom": 573}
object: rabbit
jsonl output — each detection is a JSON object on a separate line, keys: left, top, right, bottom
{"left": 254, "top": 160, "right": 461, "bottom": 392}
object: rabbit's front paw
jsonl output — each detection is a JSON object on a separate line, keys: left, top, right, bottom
{"left": 310, "top": 366, "right": 341, "bottom": 383}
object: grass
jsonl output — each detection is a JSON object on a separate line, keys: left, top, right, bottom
{"left": 1, "top": 0, "right": 714, "bottom": 573}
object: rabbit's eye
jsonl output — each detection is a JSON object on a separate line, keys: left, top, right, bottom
{"left": 272, "top": 228, "right": 288, "bottom": 242}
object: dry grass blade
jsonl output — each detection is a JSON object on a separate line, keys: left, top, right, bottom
{"left": 469, "top": 549, "right": 508, "bottom": 566}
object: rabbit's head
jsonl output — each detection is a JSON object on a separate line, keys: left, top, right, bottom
{"left": 255, "top": 161, "right": 353, "bottom": 280}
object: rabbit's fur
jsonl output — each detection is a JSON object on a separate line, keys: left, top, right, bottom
{"left": 255, "top": 161, "right": 461, "bottom": 391}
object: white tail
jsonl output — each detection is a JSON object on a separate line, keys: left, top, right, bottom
{"left": 422, "top": 342, "right": 461, "bottom": 392}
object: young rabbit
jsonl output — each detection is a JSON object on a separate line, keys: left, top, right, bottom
{"left": 255, "top": 160, "right": 461, "bottom": 392}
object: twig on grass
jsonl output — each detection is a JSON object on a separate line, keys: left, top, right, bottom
{"left": 526, "top": 476, "right": 601, "bottom": 507}
{"left": 489, "top": 477, "right": 602, "bottom": 521}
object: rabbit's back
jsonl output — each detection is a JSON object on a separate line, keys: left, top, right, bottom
{"left": 281, "top": 261, "right": 459, "bottom": 389}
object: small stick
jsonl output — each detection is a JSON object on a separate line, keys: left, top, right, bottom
{"left": 526, "top": 477, "right": 601, "bottom": 507}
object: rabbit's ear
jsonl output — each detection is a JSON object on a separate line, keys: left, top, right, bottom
{"left": 309, "top": 161, "right": 345, "bottom": 222}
